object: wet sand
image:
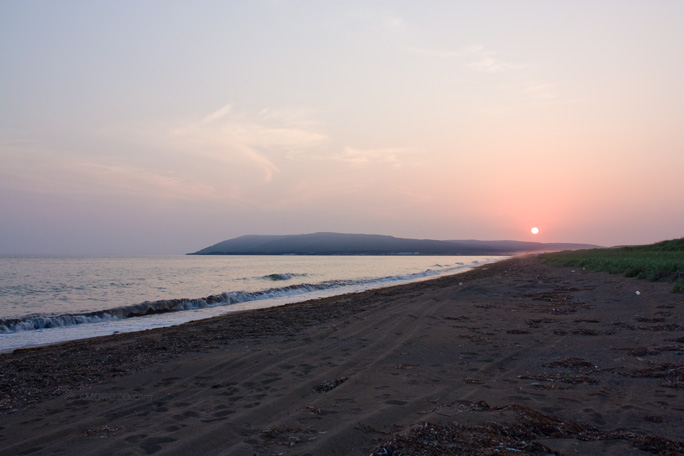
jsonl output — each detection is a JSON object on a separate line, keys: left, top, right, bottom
{"left": 1, "top": 255, "right": 683, "bottom": 455}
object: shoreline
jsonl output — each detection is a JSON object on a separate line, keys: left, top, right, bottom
{"left": 1, "top": 255, "right": 683, "bottom": 455}
{"left": 0, "top": 256, "right": 504, "bottom": 353}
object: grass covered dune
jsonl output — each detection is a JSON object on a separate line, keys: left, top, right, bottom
{"left": 1, "top": 248, "right": 683, "bottom": 455}
{"left": 542, "top": 238, "right": 684, "bottom": 293}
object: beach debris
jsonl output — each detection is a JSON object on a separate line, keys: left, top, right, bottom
{"left": 520, "top": 357, "right": 599, "bottom": 385}
{"left": 554, "top": 285, "right": 581, "bottom": 292}
{"left": 525, "top": 318, "right": 558, "bottom": 328}
{"left": 395, "top": 363, "right": 419, "bottom": 370}
{"left": 636, "top": 317, "right": 665, "bottom": 323}
{"left": 621, "top": 362, "right": 684, "bottom": 388}
{"left": 303, "top": 404, "right": 321, "bottom": 415}
{"left": 313, "top": 377, "right": 347, "bottom": 393}
{"left": 518, "top": 357, "right": 599, "bottom": 389}
{"left": 461, "top": 400, "right": 491, "bottom": 411}
{"left": 542, "top": 357, "right": 596, "bottom": 370}
{"left": 85, "top": 425, "right": 121, "bottom": 438}
{"left": 550, "top": 307, "right": 577, "bottom": 315}
{"left": 457, "top": 334, "right": 489, "bottom": 344}
{"left": 518, "top": 373, "right": 599, "bottom": 385}
{"left": 612, "top": 321, "right": 637, "bottom": 330}
{"left": 531, "top": 383, "right": 569, "bottom": 390}
{"left": 369, "top": 403, "right": 684, "bottom": 456}
{"left": 260, "top": 425, "right": 317, "bottom": 448}
{"left": 418, "top": 399, "right": 491, "bottom": 416}
{"left": 628, "top": 345, "right": 683, "bottom": 357}
{"left": 356, "top": 422, "right": 402, "bottom": 435}
{"left": 639, "top": 323, "right": 684, "bottom": 331}
{"left": 572, "top": 328, "right": 600, "bottom": 336}
{"left": 474, "top": 303, "right": 497, "bottom": 309}
{"left": 443, "top": 315, "right": 470, "bottom": 321}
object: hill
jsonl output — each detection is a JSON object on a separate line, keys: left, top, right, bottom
{"left": 189, "top": 232, "right": 599, "bottom": 256}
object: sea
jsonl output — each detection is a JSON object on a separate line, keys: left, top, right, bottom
{"left": 0, "top": 254, "right": 505, "bottom": 352}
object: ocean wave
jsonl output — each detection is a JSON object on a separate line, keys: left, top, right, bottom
{"left": 0, "top": 263, "right": 476, "bottom": 333}
{"left": 0, "top": 292, "right": 232, "bottom": 333}
{"left": 261, "top": 272, "right": 308, "bottom": 281}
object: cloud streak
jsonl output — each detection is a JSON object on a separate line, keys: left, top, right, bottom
{"left": 0, "top": 144, "right": 225, "bottom": 203}
{"left": 200, "top": 104, "right": 232, "bottom": 124}
{"left": 162, "top": 105, "right": 329, "bottom": 183}
{"left": 337, "top": 146, "right": 408, "bottom": 168}
{"left": 462, "top": 45, "right": 523, "bottom": 73}
{"left": 411, "top": 42, "right": 557, "bottom": 103}
{"left": 1, "top": 105, "right": 416, "bottom": 214}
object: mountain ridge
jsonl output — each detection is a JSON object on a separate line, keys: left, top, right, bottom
{"left": 189, "top": 232, "right": 600, "bottom": 256}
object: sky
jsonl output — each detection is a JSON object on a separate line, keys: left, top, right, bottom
{"left": 1, "top": 1, "right": 683, "bottom": 254}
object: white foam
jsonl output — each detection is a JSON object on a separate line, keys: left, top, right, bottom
{"left": 0, "top": 257, "right": 505, "bottom": 352}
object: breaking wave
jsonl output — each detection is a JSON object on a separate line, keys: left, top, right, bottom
{"left": 260, "top": 272, "right": 309, "bottom": 281}
{"left": 0, "top": 263, "right": 471, "bottom": 333}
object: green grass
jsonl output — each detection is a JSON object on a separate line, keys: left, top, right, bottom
{"left": 539, "top": 238, "right": 684, "bottom": 293}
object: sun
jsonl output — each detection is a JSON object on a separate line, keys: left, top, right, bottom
{"left": 531, "top": 227, "right": 540, "bottom": 235}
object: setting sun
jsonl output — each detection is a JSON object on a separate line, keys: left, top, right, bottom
{"left": 531, "top": 227, "right": 540, "bottom": 235}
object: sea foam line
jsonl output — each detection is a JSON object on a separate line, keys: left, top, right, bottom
{"left": 0, "top": 263, "right": 473, "bottom": 333}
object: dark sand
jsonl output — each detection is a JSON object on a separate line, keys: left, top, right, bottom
{"left": 1, "top": 256, "right": 683, "bottom": 455}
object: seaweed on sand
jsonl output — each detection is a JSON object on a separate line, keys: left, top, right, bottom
{"left": 621, "top": 362, "right": 684, "bottom": 388}
{"left": 369, "top": 402, "right": 684, "bottom": 456}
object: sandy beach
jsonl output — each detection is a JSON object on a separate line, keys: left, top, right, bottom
{"left": 1, "top": 255, "right": 683, "bottom": 455}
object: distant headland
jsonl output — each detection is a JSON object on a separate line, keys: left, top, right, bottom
{"left": 188, "top": 232, "right": 600, "bottom": 256}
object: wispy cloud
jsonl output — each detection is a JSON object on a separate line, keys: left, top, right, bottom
{"left": 522, "top": 81, "right": 557, "bottom": 100}
{"left": 409, "top": 46, "right": 461, "bottom": 58}
{"left": 462, "top": 45, "right": 523, "bottom": 73}
{"left": 412, "top": 45, "right": 518, "bottom": 72}
{"left": 164, "top": 105, "right": 329, "bottom": 183}
{"left": 412, "top": 43, "right": 558, "bottom": 104}
{"left": 71, "top": 161, "right": 225, "bottom": 201}
{"left": 337, "top": 146, "right": 408, "bottom": 168}
{"left": 261, "top": 174, "right": 365, "bottom": 210}
{"left": 1, "top": 109, "right": 315, "bottom": 205}
{"left": 200, "top": 104, "right": 232, "bottom": 124}
{"left": 1, "top": 106, "right": 420, "bottom": 214}
{"left": 286, "top": 143, "right": 419, "bottom": 170}
{"left": 0, "top": 142, "right": 225, "bottom": 202}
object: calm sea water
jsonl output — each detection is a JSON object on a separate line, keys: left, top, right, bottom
{"left": 0, "top": 255, "right": 504, "bottom": 351}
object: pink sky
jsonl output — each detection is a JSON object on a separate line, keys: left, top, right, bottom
{"left": 1, "top": 1, "right": 683, "bottom": 253}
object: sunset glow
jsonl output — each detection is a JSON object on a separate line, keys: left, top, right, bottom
{"left": 531, "top": 227, "right": 540, "bottom": 235}
{"left": 1, "top": 1, "right": 683, "bottom": 254}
